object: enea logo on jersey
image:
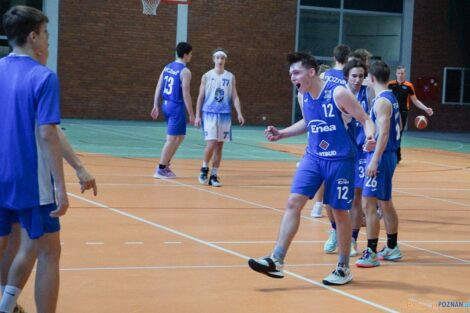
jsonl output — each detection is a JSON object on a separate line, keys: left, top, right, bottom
{"left": 307, "top": 120, "right": 337, "bottom": 134}
{"left": 337, "top": 178, "right": 349, "bottom": 185}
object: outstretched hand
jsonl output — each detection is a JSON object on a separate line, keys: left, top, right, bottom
{"left": 265, "top": 126, "right": 282, "bottom": 141}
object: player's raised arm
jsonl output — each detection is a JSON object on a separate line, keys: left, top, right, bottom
{"left": 194, "top": 74, "right": 206, "bottom": 127}
{"left": 232, "top": 76, "right": 244, "bottom": 125}
{"left": 265, "top": 93, "right": 307, "bottom": 141}
{"left": 151, "top": 72, "right": 163, "bottom": 120}
{"left": 181, "top": 68, "right": 195, "bottom": 125}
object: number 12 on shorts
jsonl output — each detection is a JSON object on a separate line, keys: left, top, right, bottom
{"left": 337, "top": 186, "right": 349, "bottom": 200}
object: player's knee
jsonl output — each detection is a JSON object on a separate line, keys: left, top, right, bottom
{"left": 286, "top": 196, "right": 305, "bottom": 212}
{"left": 37, "top": 243, "right": 61, "bottom": 263}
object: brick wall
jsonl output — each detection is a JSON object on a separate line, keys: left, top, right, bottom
{"left": 410, "top": 0, "right": 470, "bottom": 132}
{"left": 59, "top": 0, "right": 297, "bottom": 125}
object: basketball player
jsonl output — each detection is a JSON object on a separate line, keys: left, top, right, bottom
{"left": 194, "top": 48, "right": 244, "bottom": 187}
{"left": 356, "top": 61, "right": 402, "bottom": 268}
{"left": 0, "top": 6, "right": 69, "bottom": 313}
{"left": 320, "top": 44, "right": 351, "bottom": 249}
{"left": 151, "top": 42, "right": 195, "bottom": 178}
{"left": 248, "top": 52, "right": 375, "bottom": 285}
{"left": 388, "top": 65, "right": 433, "bottom": 163}
{"left": 343, "top": 59, "right": 375, "bottom": 257}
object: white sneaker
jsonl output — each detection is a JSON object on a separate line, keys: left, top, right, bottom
{"left": 324, "top": 229, "right": 337, "bottom": 254}
{"left": 310, "top": 202, "right": 323, "bottom": 218}
{"left": 322, "top": 264, "right": 353, "bottom": 285}
{"left": 248, "top": 255, "right": 284, "bottom": 278}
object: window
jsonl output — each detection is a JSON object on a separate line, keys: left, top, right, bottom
{"left": 443, "top": 68, "right": 470, "bottom": 105}
{"left": 344, "top": 0, "right": 403, "bottom": 13}
{"left": 298, "top": 10, "right": 340, "bottom": 57}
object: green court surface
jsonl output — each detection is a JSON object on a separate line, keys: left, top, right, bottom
{"left": 61, "top": 119, "right": 470, "bottom": 160}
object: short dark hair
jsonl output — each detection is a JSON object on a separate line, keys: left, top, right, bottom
{"left": 369, "top": 61, "right": 390, "bottom": 84}
{"left": 343, "top": 59, "right": 368, "bottom": 78}
{"left": 396, "top": 65, "right": 405, "bottom": 70}
{"left": 2, "top": 5, "right": 48, "bottom": 47}
{"left": 333, "top": 44, "right": 351, "bottom": 64}
{"left": 176, "top": 42, "right": 192, "bottom": 58}
{"left": 287, "top": 52, "right": 319, "bottom": 73}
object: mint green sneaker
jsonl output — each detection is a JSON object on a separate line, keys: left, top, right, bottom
{"left": 355, "top": 247, "right": 380, "bottom": 268}
{"left": 324, "top": 229, "right": 337, "bottom": 254}
{"left": 378, "top": 245, "right": 402, "bottom": 261}
{"left": 350, "top": 239, "right": 359, "bottom": 257}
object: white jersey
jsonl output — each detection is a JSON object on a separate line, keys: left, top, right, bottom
{"left": 201, "top": 69, "right": 233, "bottom": 114}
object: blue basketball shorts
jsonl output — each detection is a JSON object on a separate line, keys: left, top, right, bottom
{"left": 362, "top": 151, "right": 397, "bottom": 201}
{"left": 291, "top": 153, "right": 355, "bottom": 210}
{"left": 162, "top": 100, "right": 186, "bottom": 136}
{"left": 0, "top": 203, "right": 61, "bottom": 239}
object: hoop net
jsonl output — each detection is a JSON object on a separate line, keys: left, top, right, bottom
{"left": 141, "top": 0, "right": 161, "bottom": 15}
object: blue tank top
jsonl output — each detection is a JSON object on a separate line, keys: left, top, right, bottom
{"left": 303, "top": 82, "right": 356, "bottom": 160}
{"left": 370, "top": 90, "right": 400, "bottom": 153}
{"left": 323, "top": 68, "right": 346, "bottom": 86}
{"left": 350, "top": 85, "right": 370, "bottom": 147}
{"left": 160, "top": 61, "right": 186, "bottom": 104}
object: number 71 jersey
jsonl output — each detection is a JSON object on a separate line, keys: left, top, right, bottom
{"left": 161, "top": 61, "right": 186, "bottom": 104}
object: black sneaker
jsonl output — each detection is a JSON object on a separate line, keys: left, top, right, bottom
{"left": 198, "top": 167, "right": 209, "bottom": 185}
{"left": 209, "top": 175, "right": 222, "bottom": 187}
{"left": 248, "top": 255, "right": 284, "bottom": 279}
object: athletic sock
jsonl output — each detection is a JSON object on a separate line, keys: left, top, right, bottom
{"left": 352, "top": 229, "right": 359, "bottom": 241}
{"left": 0, "top": 285, "right": 21, "bottom": 313}
{"left": 158, "top": 164, "right": 166, "bottom": 170}
{"left": 387, "top": 233, "right": 398, "bottom": 249}
{"left": 367, "top": 238, "right": 379, "bottom": 253}
{"left": 211, "top": 168, "right": 218, "bottom": 176}
{"left": 272, "top": 245, "right": 286, "bottom": 264}
{"left": 0, "top": 285, "right": 4, "bottom": 296}
{"left": 331, "top": 222, "right": 336, "bottom": 230}
{"left": 202, "top": 161, "right": 208, "bottom": 168}
{"left": 338, "top": 254, "right": 350, "bottom": 268}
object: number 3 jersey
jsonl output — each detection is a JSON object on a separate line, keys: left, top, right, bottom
{"left": 303, "top": 82, "right": 356, "bottom": 160}
{"left": 160, "top": 61, "right": 186, "bottom": 104}
{"left": 201, "top": 69, "right": 233, "bottom": 114}
{"left": 370, "top": 90, "right": 400, "bottom": 153}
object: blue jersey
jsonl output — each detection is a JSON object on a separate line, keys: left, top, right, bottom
{"left": 350, "top": 85, "right": 370, "bottom": 147}
{"left": 370, "top": 90, "right": 400, "bottom": 153}
{"left": 0, "top": 54, "right": 61, "bottom": 210}
{"left": 160, "top": 61, "right": 186, "bottom": 104}
{"left": 303, "top": 82, "right": 356, "bottom": 160}
{"left": 323, "top": 68, "right": 346, "bottom": 86}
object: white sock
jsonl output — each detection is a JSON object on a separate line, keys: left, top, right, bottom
{"left": 315, "top": 201, "right": 323, "bottom": 208}
{"left": 211, "top": 168, "right": 218, "bottom": 176}
{"left": 0, "top": 285, "right": 21, "bottom": 313}
{"left": 0, "top": 285, "right": 4, "bottom": 296}
{"left": 202, "top": 161, "right": 208, "bottom": 168}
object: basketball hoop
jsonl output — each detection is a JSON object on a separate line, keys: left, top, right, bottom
{"left": 141, "top": 0, "right": 191, "bottom": 15}
{"left": 141, "top": 0, "right": 161, "bottom": 15}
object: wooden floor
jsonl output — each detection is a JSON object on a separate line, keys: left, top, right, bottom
{"left": 19, "top": 147, "right": 470, "bottom": 313}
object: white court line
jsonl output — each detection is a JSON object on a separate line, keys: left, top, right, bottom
{"left": 395, "top": 189, "right": 470, "bottom": 208}
{"left": 68, "top": 192, "right": 398, "bottom": 313}
{"left": 85, "top": 242, "right": 104, "bottom": 245}
{"left": 210, "top": 240, "right": 470, "bottom": 244}
{"left": 408, "top": 160, "right": 470, "bottom": 172}
{"left": 149, "top": 178, "right": 470, "bottom": 264}
{"left": 125, "top": 241, "right": 144, "bottom": 245}
{"left": 164, "top": 241, "right": 182, "bottom": 244}
{"left": 59, "top": 262, "right": 470, "bottom": 272}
